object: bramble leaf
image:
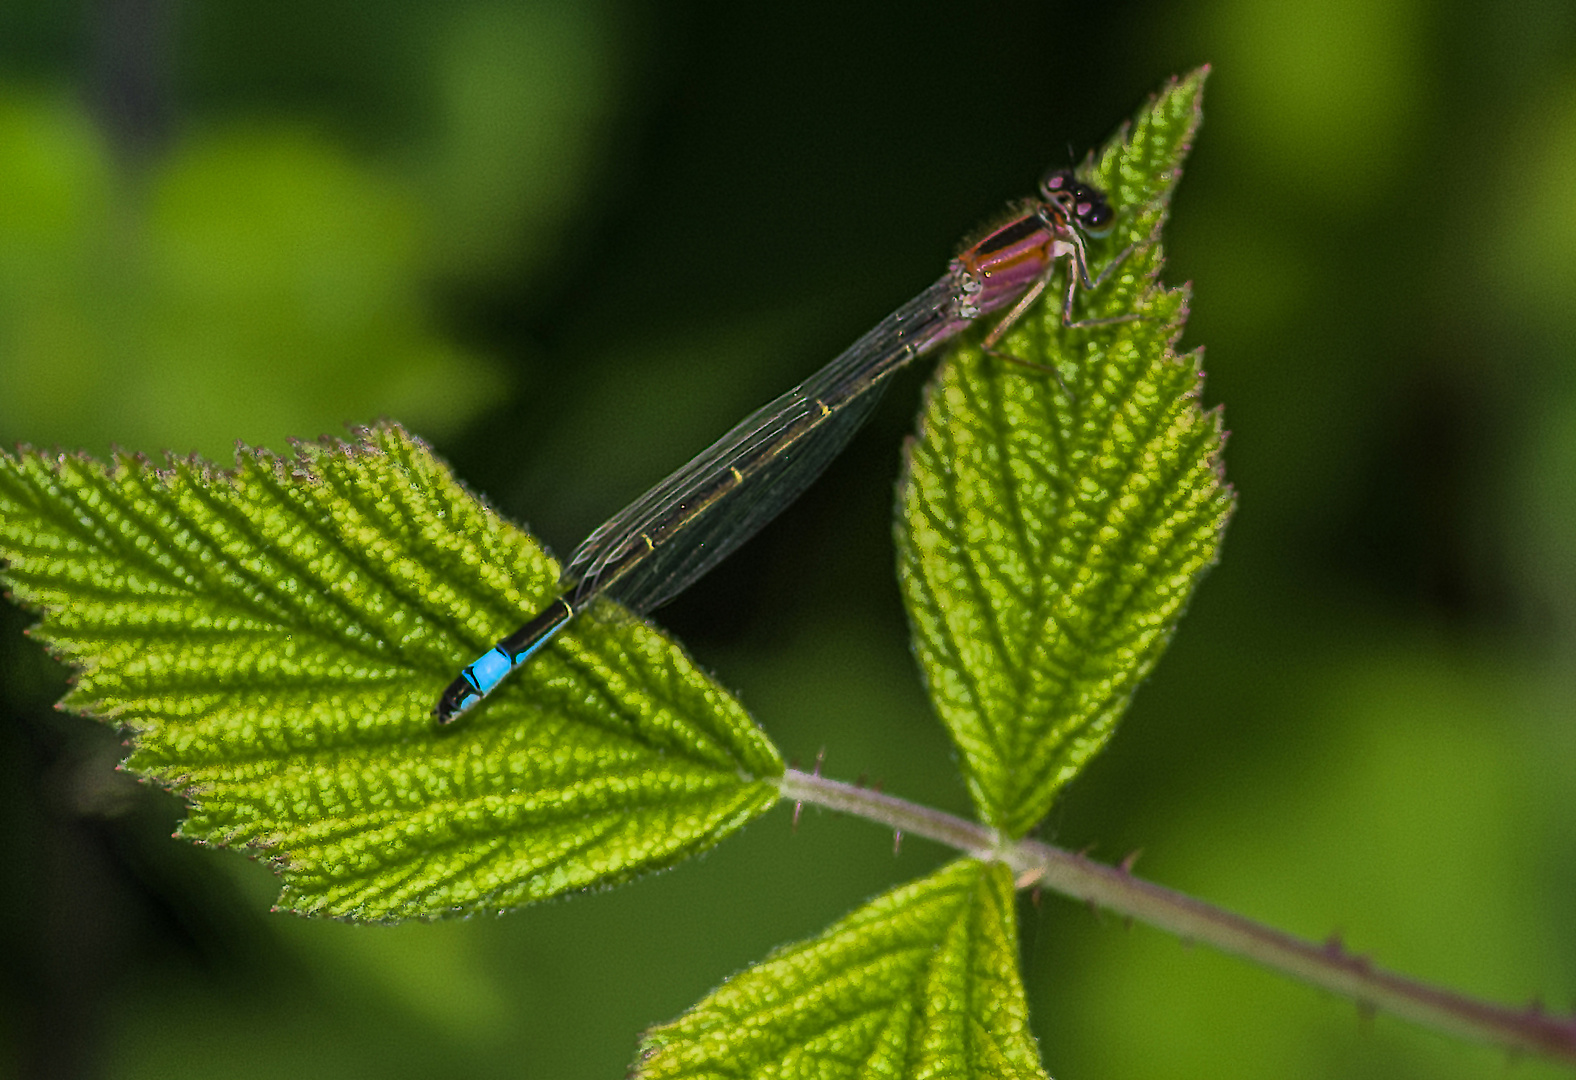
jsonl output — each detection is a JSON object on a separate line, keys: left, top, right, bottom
{"left": 636, "top": 859, "right": 1047, "bottom": 1080}
{"left": 0, "top": 423, "right": 782, "bottom": 920}
{"left": 898, "top": 69, "right": 1233, "bottom": 837}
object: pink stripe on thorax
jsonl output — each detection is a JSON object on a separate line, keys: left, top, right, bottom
{"left": 953, "top": 210, "right": 1067, "bottom": 318}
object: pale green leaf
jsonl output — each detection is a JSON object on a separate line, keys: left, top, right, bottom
{"left": 0, "top": 422, "right": 782, "bottom": 920}
{"left": 897, "top": 69, "right": 1233, "bottom": 837}
{"left": 636, "top": 859, "right": 1047, "bottom": 1080}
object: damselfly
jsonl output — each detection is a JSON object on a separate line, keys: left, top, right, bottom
{"left": 436, "top": 168, "right": 1135, "bottom": 723}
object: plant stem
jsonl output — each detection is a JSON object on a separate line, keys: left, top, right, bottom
{"left": 776, "top": 767, "right": 1576, "bottom": 1064}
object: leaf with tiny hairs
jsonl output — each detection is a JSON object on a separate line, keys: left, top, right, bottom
{"left": 0, "top": 422, "right": 782, "bottom": 920}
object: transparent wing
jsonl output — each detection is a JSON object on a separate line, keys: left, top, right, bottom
{"left": 583, "top": 385, "right": 887, "bottom": 614}
{"left": 564, "top": 273, "right": 969, "bottom": 613}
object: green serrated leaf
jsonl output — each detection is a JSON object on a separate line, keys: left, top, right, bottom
{"left": 897, "top": 70, "right": 1233, "bottom": 837}
{"left": 0, "top": 422, "right": 782, "bottom": 920}
{"left": 636, "top": 858, "right": 1047, "bottom": 1080}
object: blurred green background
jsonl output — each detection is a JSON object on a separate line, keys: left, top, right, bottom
{"left": 1, "top": 1, "right": 1573, "bottom": 1077}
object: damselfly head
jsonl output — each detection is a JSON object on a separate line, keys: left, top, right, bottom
{"left": 1041, "top": 169, "right": 1115, "bottom": 237}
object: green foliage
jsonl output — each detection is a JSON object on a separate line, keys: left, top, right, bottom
{"left": 898, "top": 71, "right": 1232, "bottom": 837}
{"left": 0, "top": 70, "right": 1227, "bottom": 1075}
{"left": 637, "top": 859, "right": 1047, "bottom": 1080}
{"left": 422, "top": 3, "right": 628, "bottom": 283}
{"left": 0, "top": 92, "right": 505, "bottom": 458}
{"left": 0, "top": 423, "right": 781, "bottom": 920}
{"left": 1, "top": 0, "right": 1570, "bottom": 1070}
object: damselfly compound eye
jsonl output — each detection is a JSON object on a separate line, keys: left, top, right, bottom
{"left": 1040, "top": 169, "right": 1114, "bottom": 235}
{"left": 1046, "top": 171, "right": 1122, "bottom": 236}
{"left": 1041, "top": 169, "right": 1077, "bottom": 198}
{"left": 1078, "top": 197, "right": 1114, "bottom": 235}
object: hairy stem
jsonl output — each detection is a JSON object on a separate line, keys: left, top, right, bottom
{"left": 776, "top": 767, "right": 1576, "bottom": 1064}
